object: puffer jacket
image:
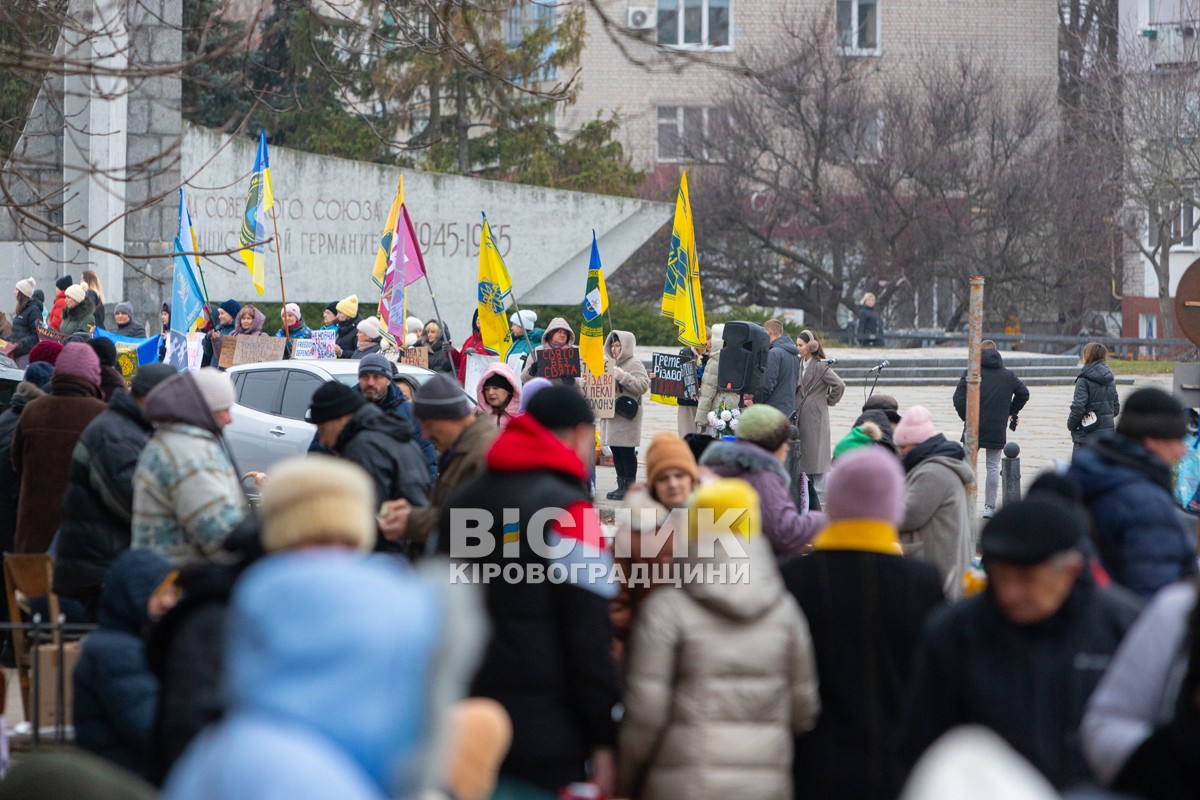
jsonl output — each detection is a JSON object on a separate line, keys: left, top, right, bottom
{"left": 701, "top": 440, "right": 828, "bottom": 558}
{"left": 131, "top": 374, "right": 248, "bottom": 560}
{"left": 695, "top": 324, "right": 739, "bottom": 428}
{"left": 758, "top": 335, "right": 802, "bottom": 419}
{"left": 1068, "top": 361, "right": 1120, "bottom": 444}
{"left": 60, "top": 298, "right": 97, "bottom": 337}
{"left": 603, "top": 330, "right": 650, "bottom": 448}
{"left": 475, "top": 361, "right": 522, "bottom": 430}
{"left": 74, "top": 549, "right": 173, "bottom": 781}
{"left": 521, "top": 317, "right": 577, "bottom": 384}
{"left": 10, "top": 296, "right": 44, "bottom": 359}
{"left": 336, "top": 315, "right": 363, "bottom": 359}
{"left": 359, "top": 381, "right": 437, "bottom": 480}
{"left": 115, "top": 319, "right": 148, "bottom": 339}
{"left": 426, "top": 333, "right": 455, "bottom": 375}
{"left": 898, "top": 434, "right": 974, "bottom": 599}
{"left": 952, "top": 348, "right": 1029, "bottom": 450}
{"left": 55, "top": 390, "right": 158, "bottom": 615}
{"left": 618, "top": 536, "right": 821, "bottom": 800}
{"left": 1069, "top": 431, "right": 1197, "bottom": 599}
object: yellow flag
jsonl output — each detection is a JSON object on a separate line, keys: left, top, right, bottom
{"left": 237, "top": 129, "right": 274, "bottom": 295}
{"left": 372, "top": 176, "right": 404, "bottom": 289}
{"left": 478, "top": 213, "right": 514, "bottom": 359}
{"left": 580, "top": 231, "right": 608, "bottom": 377}
{"left": 660, "top": 170, "right": 706, "bottom": 348}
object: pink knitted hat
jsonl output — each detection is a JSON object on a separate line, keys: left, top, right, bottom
{"left": 893, "top": 405, "right": 938, "bottom": 447}
{"left": 824, "top": 447, "right": 906, "bottom": 525}
{"left": 53, "top": 342, "right": 101, "bottom": 388}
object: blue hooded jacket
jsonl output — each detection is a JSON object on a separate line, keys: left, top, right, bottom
{"left": 163, "top": 552, "right": 443, "bottom": 800}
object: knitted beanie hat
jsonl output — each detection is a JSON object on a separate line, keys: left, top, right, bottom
{"left": 413, "top": 373, "right": 472, "bottom": 421}
{"left": 15, "top": 278, "right": 35, "bottom": 299}
{"left": 688, "top": 477, "right": 761, "bottom": 541}
{"left": 736, "top": 404, "right": 791, "bottom": 451}
{"left": 192, "top": 367, "right": 236, "bottom": 412}
{"left": 219, "top": 299, "right": 241, "bottom": 319}
{"left": 64, "top": 284, "right": 86, "bottom": 304}
{"left": 1116, "top": 387, "right": 1187, "bottom": 441}
{"left": 28, "top": 341, "right": 63, "bottom": 366}
{"left": 325, "top": 301, "right": 339, "bottom": 315}
{"left": 308, "top": 381, "right": 366, "bottom": 423}
{"left": 130, "top": 363, "right": 178, "bottom": 398}
{"left": 833, "top": 421, "right": 884, "bottom": 460}
{"left": 55, "top": 275, "right": 73, "bottom": 291}
{"left": 88, "top": 336, "right": 118, "bottom": 368}
{"left": 54, "top": 342, "right": 101, "bottom": 387}
{"left": 357, "top": 316, "right": 382, "bottom": 341}
{"left": 519, "top": 377, "right": 552, "bottom": 411}
{"left": 21, "top": 362, "right": 53, "bottom": 391}
{"left": 824, "top": 447, "right": 906, "bottom": 525}
{"left": 645, "top": 432, "right": 699, "bottom": 487}
{"left": 894, "top": 405, "right": 938, "bottom": 447}
{"left": 114, "top": 301, "right": 134, "bottom": 318}
{"left": 336, "top": 294, "right": 359, "bottom": 317}
{"left": 260, "top": 455, "right": 376, "bottom": 553}
{"left": 282, "top": 303, "right": 302, "bottom": 321}
{"left": 357, "top": 353, "right": 394, "bottom": 379}
{"left": 509, "top": 310, "right": 537, "bottom": 330}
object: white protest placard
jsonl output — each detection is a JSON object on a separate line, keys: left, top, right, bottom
{"left": 464, "top": 351, "right": 500, "bottom": 398}
{"left": 310, "top": 329, "right": 337, "bottom": 359}
{"left": 581, "top": 364, "right": 616, "bottom": 419}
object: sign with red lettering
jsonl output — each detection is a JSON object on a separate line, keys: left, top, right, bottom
{"left": 535, "top": 346, "right": 581, "bottom": 380}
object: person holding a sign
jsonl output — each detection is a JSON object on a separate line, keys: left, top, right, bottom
{"left": 521, "top": 317, "right": 578, "bottom": 386}
{"left": 275, "top": 303, "right": 312, "bottom": 342}
{"left": 476, "top": 362, "right": 522, "bottom": 430}
{"left": 604, "top": 331, "right": 650, "bottom": 501}
{"left": 423, "top": 320, "right": 454, "bottom": 375}
{"left": 332, "top": 295, "right": 363, "bottom": 359}
{"left": 202, "top": 299, "right": 240, "bottom": 368}
{"left": 234, "top": 305, "right": 268, "bottom": 338}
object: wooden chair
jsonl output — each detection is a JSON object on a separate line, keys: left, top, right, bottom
{"left": 3, "top": 553, "right": 60, "bottom": 721}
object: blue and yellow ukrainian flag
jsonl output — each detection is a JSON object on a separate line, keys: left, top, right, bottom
{"left": 237, "top": 129, "right": 274, "bottom": 295}
{"left": 580, "top": 231, "right": 609, "bottom": 377}
{"left": 660, "top": 170, "right": 706, "bottom": 348}
{"left": 172, "top": 188, "right": 208, "bottom": 334}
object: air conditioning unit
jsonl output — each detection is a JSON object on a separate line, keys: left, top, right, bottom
{"left": 627, "top": 6, "right": 655, "bottom": 32}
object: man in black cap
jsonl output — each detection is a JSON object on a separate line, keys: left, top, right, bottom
{"left": 307, "top": 382, "right": 430, "bottom": 554}
{"left": 53, "top": 363, "right": 179, "bottom": 617}
{"left": 1069, "top": 386, "right": 1196, "bottom": 599}
{"left": 437, "top": 386, "right": 617, "bottom": 798}
{"left": 377, "top": 373, "right": 494, "bottom": 550}
{"left": 903, "top": 496, "right": 1141, "bottom": 791}
{"left": 356, "top": 353, "right": 436, "bottom": 479}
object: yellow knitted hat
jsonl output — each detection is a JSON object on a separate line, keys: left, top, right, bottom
{"left": 336, "top": 294, "right": 359, "bottom": 317}
{"left": 260, "top": 456, "right": 376, "bottom": 553}
{"left": 688, "top": 478, "right": 761, "bottom": 541}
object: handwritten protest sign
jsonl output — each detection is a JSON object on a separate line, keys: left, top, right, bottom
{"left": 581, "top": 364, "right": 616, "bottom": 419}
{"left": 651, "top": 352, "right": 686, "bottom": 398}
{"left": 464, "top": 351, "right": 500, "bottom": 397}
{"left": 220, "top": 335, "right": 286, "bottom": 368}
{"left": 400, "top": 346, "right": 429, "bottom": 368}
{"left": 535, "top": 346, "right": 581, "bottom": 380}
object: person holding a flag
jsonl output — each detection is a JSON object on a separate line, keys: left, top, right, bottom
{"left": 507, "top": 310, "right": 543, "bottom": 365}
{"left": 602, "top": 330, "right": 650, "bottom": 500}
{"left": 521, "top": 317, "right": 577, "bottom": 386}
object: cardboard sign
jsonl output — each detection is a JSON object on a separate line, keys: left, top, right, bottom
{"left": 535, "top": 346, "right": 581, "bottom": 380}
{"left": 400, "top": 346, "right": 429, "bottom": 368}
{"left": 464, "top": 351, "right": 500, "bottom": 397}
{"left": 581, "top": 365, "right": 616, "bottom": 419}
{"left": 220, "top": 335, "right": 286, "bottom": 368}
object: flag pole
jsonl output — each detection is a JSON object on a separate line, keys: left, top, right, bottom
{"left": 269, "top": 204, "right": 291, "bottom": 349}
{"left": 422, "top": 273, "right": 452, "bottom": 348}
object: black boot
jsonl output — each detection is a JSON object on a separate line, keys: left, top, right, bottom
{"left": 606, "top": 478, "right": 630, "bottom": 501}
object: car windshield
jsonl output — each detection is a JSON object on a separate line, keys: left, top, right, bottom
{"left": 334, "top": 374, "right": 359, "bottom": 387}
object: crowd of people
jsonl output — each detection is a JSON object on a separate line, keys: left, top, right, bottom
{"left": 0, "top": 279, "right": 1198, "bottom": 800}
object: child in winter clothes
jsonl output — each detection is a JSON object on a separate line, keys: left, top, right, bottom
{"left": 476, "top": 362, "right": 522, "bottom": 429}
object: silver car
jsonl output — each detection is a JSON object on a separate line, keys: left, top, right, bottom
{"left": 223, "top": 358, "right": 464, "bottom": 475}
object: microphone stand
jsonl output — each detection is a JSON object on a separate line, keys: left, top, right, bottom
{"left": 866, "top": 362, "right": 886, "bottom": 404}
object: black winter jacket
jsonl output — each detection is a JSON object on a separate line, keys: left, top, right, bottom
{"left": 10, "top": 298, "right": 43, "bottom": 359}
{"left": 953, "top": 348, "right": 1030, "bottom": 450}
{"left": 74, "top": 549, "right": 172, "bottom": 781}
{"left": 903, "top": 576, "right": 1141, "bottom": 790}
{"left": 427, "top": 336, "right": 455, "bottom": 374}
{"left": 1068, "top": 361, "right": 1120, "bottom": 444}
{"left": 114, "top": 320, "right": 147, "bottom": 339}
{"left": 759, "top": 336, "right": 801, "bottom": 419}
{"left": 54, "top": 391, "right": 155, "bottom": 615}
{"left": 857, "top": 304, "right": 883, "bottom": 341}
{"left": 335, "top": 315, "right": 362, "bottom": 359}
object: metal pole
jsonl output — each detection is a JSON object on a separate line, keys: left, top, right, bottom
{"left": 965, "top": 275, "right": 985, "bottom": 533}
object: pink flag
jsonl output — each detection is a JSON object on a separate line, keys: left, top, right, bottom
{"left": 379, "top": 204, "right": 428, "bottom": 343}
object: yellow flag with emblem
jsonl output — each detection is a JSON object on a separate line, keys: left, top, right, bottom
{"left": 660, "top": 170, "right": 706, "bottom": 348}
{"left": 478, "top": 213, "right": 514, "bottom": 359}
{"left": 579, "top": 231, "right": 608, "bottom": 377}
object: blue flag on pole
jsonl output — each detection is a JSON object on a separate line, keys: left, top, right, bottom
{"left": 173, "top": 189, "right": 207, "bottom": 335}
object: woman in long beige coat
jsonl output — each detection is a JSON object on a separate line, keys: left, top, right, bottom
{"left": 617, "top": 478, "right": 820, "bottom": 800}
{"left": 795, "top": 330, "right": 845, "bottom": 506}
{"left": 604, "top": 330, "right": 650, "bottom": 500}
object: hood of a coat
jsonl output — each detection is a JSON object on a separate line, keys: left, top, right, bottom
{"left": 700, "top": 440, "right": 791, "bottom": 486}
{"left": 8, "top": 382, "right": 44, "bottom": 413}
{"left": 1072, "top": 430, "right": 1174, "bottom": 495}
{"left": 916, "top": 454, "right": 975, "bottom": 486}
{"left": 144, "top": 372, "right": 221, "bottom": 435}
{"left": 710, "top": 324, "right": 725, "bottom": 354}
{"left": 97, "top": 549, "right": 173, "bottom": 634}
{"left": 605, "top": 330, "right": 638, "bottom": 365}
{"left": 540, "top": 317, "right": 576, "bottom": 348}
{"left": 485, "top": 412, "right": 589, "bottom": 482}
{"left": 682, "top": 536, "right": 786, "bottom": 620}
{"left": 225, "top": 552, "right": 444, "bottom": 796}
{"left": 981, "top": 348, "right": 1004, "bottom": 370}
{"left": 475, "top": 361, "right": 522, "bottom": 414}
{"left": 336, "top": 402, "right": 415, "bottom": 453}
{"left": 770, "top": 335, "right": 800, "bottom": 357}
{"left": 902, "top": 433, "right": 965, "bottom": 473}
{"left": 1079, "top": 360, "right": 1115, "bottom": 387}
{"left": 234, "top": 307, "right": 266, "bottom": 336}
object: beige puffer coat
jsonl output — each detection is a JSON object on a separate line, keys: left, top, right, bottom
{"left": 603, "top": 330, "right": 650, "bottom": 448}
{"left": 694, "top": 324, "right": 741, "bottom": 429}
{"left": 617, "top": 536, "right": 821, "bottom": 800}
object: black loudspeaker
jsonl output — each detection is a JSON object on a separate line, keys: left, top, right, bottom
{"left": 717, "top": 321, "right": 770, "bottom": 394}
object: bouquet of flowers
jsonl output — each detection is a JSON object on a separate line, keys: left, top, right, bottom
{"left": 706, "top": 401, "right": 741, "bottom": 437}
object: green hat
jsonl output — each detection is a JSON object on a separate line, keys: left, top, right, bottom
{"left": 833, "top": 421, "right": 885, "bottom": 460}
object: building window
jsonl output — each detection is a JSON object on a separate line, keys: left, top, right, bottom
{"left": 1148, "top": 195, "right": 1197, "bottom": 250}
{"left": 836, "top": 109, "right": 883, "bottom": 163}
{"left": 506, "top": 0, "right": 557, "bottom": 81}
{"left": 656, "top": 0, "right": 730, "bottom": 48}
{"left": 836, "top": 0, "right": 879, "bottom": 55}
{"left": 657, "top": 106, "right": 722, "bottom": 162}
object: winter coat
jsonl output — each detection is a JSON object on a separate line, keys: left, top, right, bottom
{"left": 331, "top": 404, "right": 432, "bottom": 553}
{"left": 60, "top": 298, "right": 97, "bottom": 338}
{"left": 795, "top": 359, "right": 845, "bottom": 475}
{"left": 131, "top": 376, "right": 247, "bottom": 560}
{"left": 74, "top": 549, "right": 172, "bottom": 781}
{"left": 1068, "top": 431, "right": 1197, "bottom": 599}
{"left": 903, "top": 575, "right": 1142, "bottom": 790}
{"left": 54, "top": 390, "right": 156, "bottom": 614}
{"left": 12, "top": 375, "right": 107, "bottom": 553}
{"left": 436, "top": 413, "right": 618, "bottom": 792}
{"left": 507, "top": 326, "right": 546, "bottom": 361}
{"left": 617, "top": 536, "right": 821, "bottom": 800}
{"left": 352, "top": 342, "right": 382, "bottom": 359}
{"left": 952, "top": 348, "right": 1030, "bottom": 450}
{"left": 115, "top": 320, "right": 147, "bottom": 339}
{"left": 603, "top": 330, "right": 650, "bottom": 448}
{"left": 475, "top": 361, "right": 522, "bottom": 430}
{"left": 426, "top": 335, "right": 455, "bottom": 375}
{"left": 0, "top": 383, "right": 43, "bottom": 553}
{"left": 405, "top": 414, "right": 496, "bottom": 548}
{"left": 1068, "top": 361, "right": 1120, "bottom": 444}
{"left": 335, "top": 315, "right": 362, "bottom": 359}
{"left": 1082, "top": 581, "right": 1195, "bottom": 788}
{"left": 782, "top": 521, "right": 944, "bottom": 800}
{"left": 898, "top": 435, "right": 974, "bottom": 599}
{"left": 50, "top": 290, "right": 67, "bottom": 331}
{"left": 273, "top": 320, "right": 312, "bottom": 341}
{"left": 359, "top": 381, "right": 437, "bottom": 480}
{"left": 700, "top": 440, "right": 828, "bottom": 558}
{"left": 759, "top": 336, "right": 801, "bottom": 419}
{"left": 162, "top": 553, "right": 442, "bottom": 800}
{"left": 201, "top": 321, "right": 235, "bottom": 369}
{"left": 521, "top": 317, "right": 577, "bottom": 385}
{"left": 857, "top": 304, "right": 883, "bottom": 342}
{"left": 610, "top": 488, "right": 678, "bottom": 661}
{"left": 88, "top": 290, "right": 106, "bottom": 330}
{"left": 10, "top": 297, "right": 44, "bottom": 359}
{"left": 695, "top": 325, "right": 739, "bottom": 428}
